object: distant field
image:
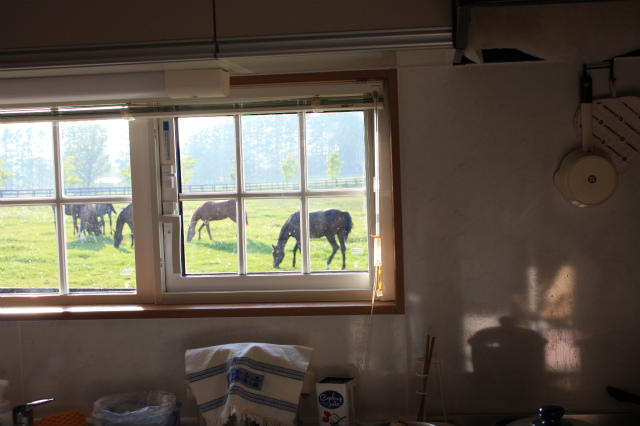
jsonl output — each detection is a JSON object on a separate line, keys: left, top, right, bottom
{"left": 0, "top": 203, "right": 135, "bottom": 290}
{"left": 183, "top": 197, "right": 369, "bottom": 274}
{"left": 0, "top": 198, "right": 369, "bottom": 290}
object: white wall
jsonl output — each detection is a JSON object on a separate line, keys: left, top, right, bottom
{"left": 1, "top": 58, "right": 640, "bottom": 423}
{"left": 399, "top": 57, "right": 640, "bottom": 417}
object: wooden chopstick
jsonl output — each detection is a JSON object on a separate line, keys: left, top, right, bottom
{"left": 417, "top": 335, "right": 436, "bottom": 422}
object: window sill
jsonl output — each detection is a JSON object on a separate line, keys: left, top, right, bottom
{"left": 0, "top": 300, "right": 403, "bottom": 321}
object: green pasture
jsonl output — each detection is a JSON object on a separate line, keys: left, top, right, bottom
{"left": 182, "top": 197, "right": 369, "bottom": 274}
{"left": 0, "top": 203, "right": 135, "bottom": 291}
{"left": 0, "top": 198, "right": 369, "bottom": 291}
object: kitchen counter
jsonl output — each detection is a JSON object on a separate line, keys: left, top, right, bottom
{"left": 443, "top": 413, "right": 640, "bottom": 426}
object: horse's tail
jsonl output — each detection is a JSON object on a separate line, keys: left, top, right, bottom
{"left": 343, "top": 211, "right": 353, "bottom": 242}
{"left": 109, "top": 204, "right": 117, "bottom": 214}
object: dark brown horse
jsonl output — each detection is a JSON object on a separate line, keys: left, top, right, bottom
{"left": 96, "top": 203, "right": 117, "bottom": 235}
{"left": 186, "top": 200, "right": 248, "bottom": 242}
{"left": 114, "top": 203, "right": 134, "bottom": 248}
{"left": 64, "top": 205, "right": 80, "bottom": 234}
{"left": 272, "top": 209, "right": 353, "bottom": 270}
{"left": 77, "top": 204, "right": 102, "bottom": 242}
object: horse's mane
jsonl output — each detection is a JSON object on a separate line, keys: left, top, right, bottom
{"left": 277, "top": 211, "right": 299, "bottom": 244}
{"left": 190, "top": 203, "right": 206, "bottom": 227}
{"left": 114, "top": 210, "right": 126, "bottom": 236}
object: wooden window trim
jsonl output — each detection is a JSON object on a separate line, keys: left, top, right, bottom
{"left": 0, "top": 69, "right": 404, "bottom": 321}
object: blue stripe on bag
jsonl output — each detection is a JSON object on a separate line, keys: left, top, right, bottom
{"left": 187, "top": 357, "right": 305, "bottom": 383}
{"left": 198, "top": 385, "right": 298, "bottom": 414}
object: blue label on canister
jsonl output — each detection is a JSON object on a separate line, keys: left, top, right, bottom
{"left": 318, "top": 390, "right": 344, "bottom": 409}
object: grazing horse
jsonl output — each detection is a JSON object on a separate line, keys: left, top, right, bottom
{"left": 272, "top": 209, "right": 353, "bottom": 270}
{"left": 64, "top": 205, "right": 80, "bottom": 234}
{"left": 114, "top": 203, "right": 134, "bottom": 248}
{"left": 96, "top": 203, "right": 117, "bottom": 235}
{"left": 186, "top": 200, "right": 248, "bottom": 242}
{"left": 77, "top": 204, "right": 102, "bottom": 242}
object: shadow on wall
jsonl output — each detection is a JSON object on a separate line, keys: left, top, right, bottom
{"left": 467, "top": 316, "right": 547, "bottom": 404}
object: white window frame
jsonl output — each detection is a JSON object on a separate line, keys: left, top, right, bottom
{"left": 158, "top": 82, "right": 395, "bottom": 304}
{"left": 0, "top": 71, "right": 402, "bottom": 316}
{"left": 0, "top": 117, "right": 160, "bottom": 307}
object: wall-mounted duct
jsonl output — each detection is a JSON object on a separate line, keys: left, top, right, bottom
{"left": 454, "top": 0, "right": 640, "bottom": 64}
{"left": 0, "top": 69, "right": 230, "bottom": 107}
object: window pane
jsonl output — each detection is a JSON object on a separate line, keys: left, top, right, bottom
{"left": 242, "top": 114, "right": 299, "bottom": 192}
{"left": 66, "top": 202, "right": 135, "bottom": 292}
{"left": 59, "top": 120, "right": 131, "bottom": 197}
{"left": 246, "top": 198, "right": 300, "bottom": 273}
{"left": 178, "top": 117, "right": 236, "bottom": 194}
{"left": 183, "top": 199, "right": 240, "bottom": 274}
{"left": 0, "top": 122, "right": 54, "bottom": 198}
{"left": 0, "top": 206, "right": 59, "bottom": 294}
{"left": 308, "top": 197, "right": 369, "bottom": 272}
{"left": 306, "top": 111, "right": 365, "bottom": 190}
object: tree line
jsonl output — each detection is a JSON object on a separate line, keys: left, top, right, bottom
{"left": 1, "top": 111, "right": 363, "bottom": 191}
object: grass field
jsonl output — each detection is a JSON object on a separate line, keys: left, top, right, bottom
{"left": 0, "top": 203, "right": 135, "bottom": 291}
{"left": 0, "top": 197, "right": 369, "bottom": 290}
{"left": 183, "top": 196, "right": 369, "bottom": 274}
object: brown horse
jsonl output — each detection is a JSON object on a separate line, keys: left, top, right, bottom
{"left": 96, "top": 203, "right": 117, "bottom": 235}
{"left": 186, "top": 200, "right": 248, "bottom": 242}
{"left": 77, "top": 204, "right": 102, "bottom": 242}
{"left": 114, "top": 203, "right": 134, "bottom": 248}
{"left": 64, "top": 205, "right": 80, "bottom": 234}
{"left": 272, "top": 209, "right": 353, "bottom": 270}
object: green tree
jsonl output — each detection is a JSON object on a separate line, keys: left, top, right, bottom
{"left": 0, "top": 159, "right": 11, "bottom": 188}
{"left": 181, "top": 156, "right": 197, "bottom": 185}
{"left": 326, "top": 150, "right": 343, "bottom": 180}
{"left": 63, "top": 156, "right": 81, "bottom": 187}
{"left": 280, "top": 152, "right": 298, "bottom": 182}
{"left": 120, "top": 164, "right": 131, "bottom": 185}
{"left": 62, "top": 123, "right": 111, "bottom": 187}
{"left": 229, "top": 156, "right": 236, "bottom": 181}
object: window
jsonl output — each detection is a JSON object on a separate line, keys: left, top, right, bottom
{"left": 0, "top": 119, "right": 137, "bottom": 294}
{"left": 0, "top": 71, "right": 403, "bottom": 316}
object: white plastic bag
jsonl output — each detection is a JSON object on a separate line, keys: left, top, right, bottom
{"left": 90, "top": 390, "right": 177, "bottom": 426}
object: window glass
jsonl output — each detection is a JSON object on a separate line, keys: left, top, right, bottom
{"left": 242, "top": 114, "right": 299, "bottom": 192}
{"left": 59, "top": 120, "right": 131, "bottom": 196}
{"left": 182, "top": 199, "right": 239, "bottom": 274}
{"left": 66, "top": 202, "right": 136, "bottom": 292}
{"left": 246, "top": 198, "right": 301, "bottom": 273}
{"left": 0, "top": 119, "right": 135, "bottom": 296}
{"left": 172, "top": 108, "right": 371, "bottom": 291}
{"left": 0, "top": 122, "right": 54, "bottom": 197}
{"left": 178, "top": 116, "right": 236, "bottom": 193}
{"left": 306, "top": 111, "right": 366, "bottom": 190}
{"left": 0, "top": 206, "right": 59, "bottom": 294}
{"left": 307, "top": 197, "right": 368, "bottom": 272}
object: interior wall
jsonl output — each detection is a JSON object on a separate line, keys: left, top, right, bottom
{"left": 399, "top": 57, "right": 640, "bottom": 416}
{"left": 1, "top": 58, "right": 640, "bottom": 423}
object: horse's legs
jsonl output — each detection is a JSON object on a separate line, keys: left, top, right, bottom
{"left": 205, "top": 222, "right": 213, "bottom": 240}
{"left": 325, "top": 235, "right": 340, "bottom": 270}
{"left": 292, "top": 239, "right": 301, "bottom": 268}
{"left": 197, "top": 221, "right": 207, "bottom": 240}
{"left": 337, "top": 234, "right": 347, "bottom": 270}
